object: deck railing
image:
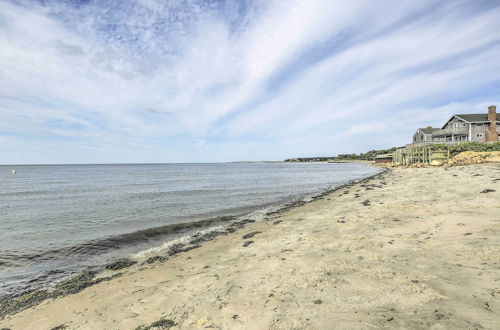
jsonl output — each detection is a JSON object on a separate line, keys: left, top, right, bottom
{"left": 431, "top": 127, "right": 468, "bottom": 136}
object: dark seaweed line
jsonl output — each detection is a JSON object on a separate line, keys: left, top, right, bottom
{"left": 0, "top": 167, "right": 388, "bottom": 320}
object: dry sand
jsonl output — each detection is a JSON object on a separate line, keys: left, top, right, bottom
{"left": 1, "top": 164, "right": 499, "bottom": 330}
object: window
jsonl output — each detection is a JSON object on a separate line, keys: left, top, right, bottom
{"left": 477, "top": 133, "right": 483, "bottom": 138}
{"left": 421, "top": 135, "right": 424, "bottom": 141}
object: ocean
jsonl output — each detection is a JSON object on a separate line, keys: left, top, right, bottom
{"left": 0, "top": 162, "right": 380, "bottom": 298}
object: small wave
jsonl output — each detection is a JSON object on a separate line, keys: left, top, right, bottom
{"left": 4, "top": 216, "right": 238, "bottom": 263}
{"left": 133, "top": 225, "right": 225, "bottom": 258}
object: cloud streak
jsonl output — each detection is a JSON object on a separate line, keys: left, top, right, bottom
{"left": 0, "top": 0, "right": 499, "bottom": 163}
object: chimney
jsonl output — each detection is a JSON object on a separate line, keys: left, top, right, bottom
{"left": 486, "top": 105, "right": 498, "bottom": 142}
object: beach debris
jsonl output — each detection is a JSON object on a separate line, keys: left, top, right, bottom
{"left": 337, "top": 220, "right": 346, "bottom": 223}
{"left": 167, "top": 243, "right": 201, "bottom": 256}
{"left": 386, "top": 317, "right": 394, "bottom": 322}
{"left": 491, "top": 289, "right": 500, "bottom": 298}
{"left": 242, "top": 231, "right": 262, "bottom": 239}
{"left": 313, "top": 299, "right": 322, "bottom": 304}
{"left": 272, "top": 220, "right": 282, "bottom": 225}
{"left": 243, "top": 240, "right": 254, "bottom": 247}
{"left": 231, "top": 314, "right": 239, "bottom": 320}
{"left": 135, "top": 318, "right": 177, "bottom": 330}
{"left": 411, "top": 280, "right": 419, "bottom": 283}
{"left": 480, "top": 189, "right": 495, "bottom": 193}
{"left": 196, "top": 317, "right": 210, "bottom": 326}
{"left": 434, "top": 310, "right": 447, "bottom": 320}
{"left": 105, "top": 258, "right": 137, "bottom": 270}
{"left": 145, "top": 255, "right": 168, "bottom": 264}
{"left": 464, "top": 232, "right": 473, "bottom": 236}
{"left": 56, "top": 271, "right": 123, "bottom": 296}
{"left": 50, "top": 325, "right": 68, "bottom": 330}
{"left": 361, "top": 199, "right": 370, "bottom": 206}
{"left": 231, "top": 219, "right": 256, "bottom": 229}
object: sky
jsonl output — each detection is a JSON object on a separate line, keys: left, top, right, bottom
{"left": 1, "top": 0, "right": 500, "bottom": 164}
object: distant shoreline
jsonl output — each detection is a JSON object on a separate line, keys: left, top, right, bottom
{"left": 227, "top": 160, "right": 373, "bottom": 164}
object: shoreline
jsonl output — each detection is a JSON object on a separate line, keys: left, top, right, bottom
{"left": 0, "top": 166, "right": 385, "bottom": 317}
{"left": 1, "top": 164, "right": 499, "bottom": 329}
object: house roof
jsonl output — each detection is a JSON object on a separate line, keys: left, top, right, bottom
{"left": 418, "top": 127, "right": 439, "bottom": 134}
{"left": 454, "top": 113, "right": 500, "bottom": 123}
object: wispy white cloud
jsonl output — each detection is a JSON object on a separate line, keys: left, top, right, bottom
{"left": 0, "top": 0, "right": 499, "bottom": 163}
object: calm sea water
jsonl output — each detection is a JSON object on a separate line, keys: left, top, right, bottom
{"left": 0, "top": 162, "right": 380, "bottom": 297}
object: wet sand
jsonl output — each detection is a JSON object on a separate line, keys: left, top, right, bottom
{"left": 1, "top": 164, "right": 499, "bottom": 329}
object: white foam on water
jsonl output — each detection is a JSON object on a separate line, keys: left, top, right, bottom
{"left": 132, "top": 225, "right": 226, "bottom": 259}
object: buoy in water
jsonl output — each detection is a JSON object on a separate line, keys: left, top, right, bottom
{"left": 11, "top": 169, "right": 16, "bottom": 175}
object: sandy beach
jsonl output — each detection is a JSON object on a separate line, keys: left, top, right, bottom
{"left": 1, "top": 164, "right": 499, "bottom": 330}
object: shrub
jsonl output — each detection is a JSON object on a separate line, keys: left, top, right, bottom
{"left": 427, "top": 142, "right": 500, "bottom": 156}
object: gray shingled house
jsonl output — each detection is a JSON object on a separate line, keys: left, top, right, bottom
{"left": 412, "top": 105, "right": 499, "bottom": 145}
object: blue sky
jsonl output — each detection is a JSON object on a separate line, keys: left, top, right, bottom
{"left": 1, "top": 0, "right": 499, "bottom": 164}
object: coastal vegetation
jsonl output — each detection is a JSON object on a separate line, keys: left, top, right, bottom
{"left": 426, "top": 141, "right": 500, "bottom": 156}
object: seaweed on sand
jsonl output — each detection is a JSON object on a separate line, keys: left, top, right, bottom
{"left": 135, "top": 318, "right": 177, "bottom": 330}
